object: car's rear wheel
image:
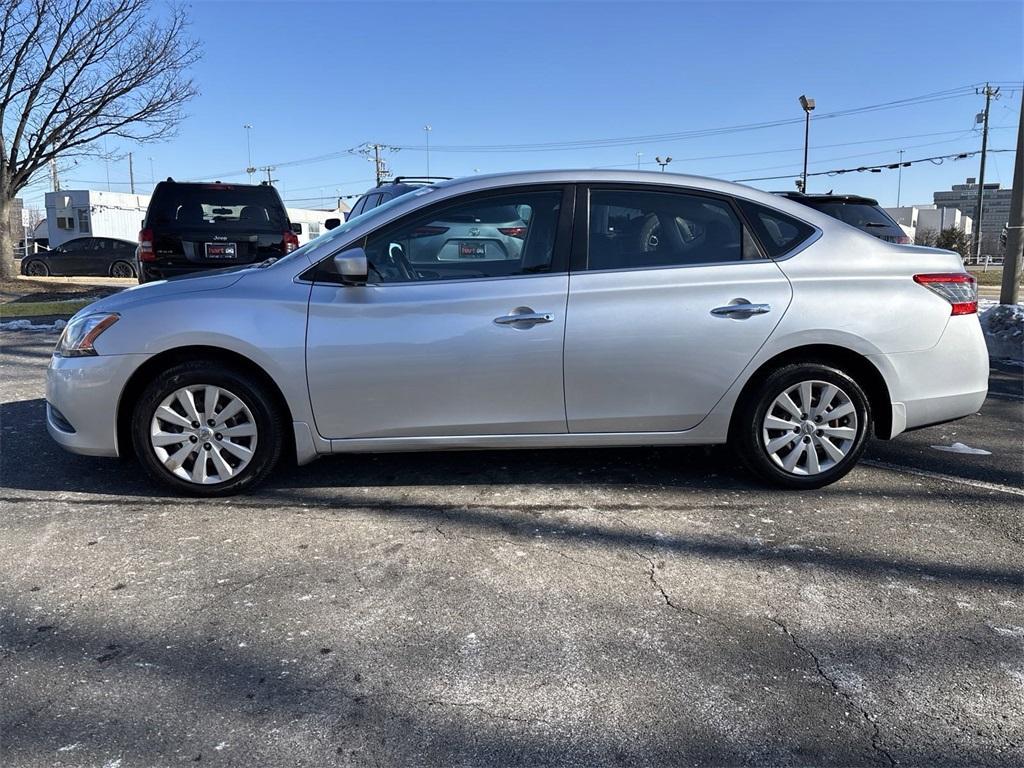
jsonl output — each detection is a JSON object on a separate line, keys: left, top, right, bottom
{"left": 131, "top": 361, "right": 285, "bottom": 496}
{"left": 732, "top": 363, "right": 871, "bottom": 489}
{"left": 24, "top": 259, "right": 49, "bottom": 276}
{"left": 110, "top": 260, "right": 136, "bottom": 278}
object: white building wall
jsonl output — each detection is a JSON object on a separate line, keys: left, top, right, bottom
{"left": 45, "top": 190, "right": 150, "bottom": 248}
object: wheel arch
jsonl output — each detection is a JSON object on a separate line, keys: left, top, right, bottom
{"left": 728, "top": 343, "right": 893, "bottom": 440}
{"left": 116, "top": 345, "right": 296, "bottom": 461}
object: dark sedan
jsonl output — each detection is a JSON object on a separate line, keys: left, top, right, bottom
{"left": 21, "top": 237, "right": 139, "bottom": 278}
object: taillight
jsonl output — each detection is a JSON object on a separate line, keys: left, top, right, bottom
{"left": 498, "top": 226, "right": 528, "bottom": 239}
{"left": 138, "top": 228, "right": 155, "bottom": 262}
{"left": 913, "top": 273, "right": 977, "bottom": 315}
{"left": 895, "top": 234, "right": 911, "bottom": 245}
{"left": 283, "top": 230, "right": 299, "bottom": 253}
{"left": 411, "top": 225, "right": 449, "bottom": 238}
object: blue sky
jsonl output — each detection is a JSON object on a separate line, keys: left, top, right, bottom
{"left": 22, "top": 0, "right": 1023, "bottom": 211}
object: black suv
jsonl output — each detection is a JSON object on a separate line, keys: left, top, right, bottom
{"left": 779, "top": 193, "right": 910, "bottom": 244}
{"left": 138, "top": 180, "right": 298, "bottom": 283}
{"left": 346, "top": 177, "right": 450, "bottom": 221}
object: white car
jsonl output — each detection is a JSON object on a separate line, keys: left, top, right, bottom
{"left": 46, "top": 171, "right": 988, "bottom": 495}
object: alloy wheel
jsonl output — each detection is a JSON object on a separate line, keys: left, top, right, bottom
{"left": 112, "top": 261, "right": 134, "bottom": 278}
{"left": 26, "top": 260, "right": 47, "bottom": 276}
{"left": 761, "top": 379, "right": 859, "bottom": 476}
{"left": 149, "top": 385, "right": 258, "bottom": 485}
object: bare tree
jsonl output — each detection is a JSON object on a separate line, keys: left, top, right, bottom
{"left": 0, "top": 0, "right": 199, "bottom": 278}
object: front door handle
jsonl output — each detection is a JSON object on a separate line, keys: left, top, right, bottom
{"left": 494, "top": 309, "right": 554, "bottom": 327}
{"left": 710, "top": 302, "right": 771, "bottom": 318}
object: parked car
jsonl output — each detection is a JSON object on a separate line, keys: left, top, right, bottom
{"left": 137, "top": 179, "right": 298, "bottom": 283}
{"left": 21, "top": 237, "right": 139, "bottom": 278}
{"left": 346, "top": 177, "right": 450, "bottom": 221}
{"left": 778, "top": 193, "right": 911, "bottom": 244}
{"left": 47, "top": 171, "right": 987, "bottom": 496}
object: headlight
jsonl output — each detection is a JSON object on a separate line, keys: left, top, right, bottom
{"left": 55, "top": 313, "right": 120, "bottom": 357}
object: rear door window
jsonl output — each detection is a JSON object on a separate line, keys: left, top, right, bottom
{"left": 148, "top": 184, "right": 287, "bottom": 232}
{"left": 586, "top": 188, "right": 760, "bottom": 271}
{"left": 736, "top": 200, "right": 817, "bottom": 258}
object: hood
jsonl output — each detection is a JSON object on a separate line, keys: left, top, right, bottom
{"left": 80, "top": 268, "right": 250, "bottom": 316}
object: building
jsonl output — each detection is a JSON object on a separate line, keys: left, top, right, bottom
{"left": 932, "top": 177, "right": 1012, "bottom": 256}
{"left": 885, "top": 205, "right": 973, "bottom": 245}
{"left": 44, "top": 190, "right": 150, "bottom": 248}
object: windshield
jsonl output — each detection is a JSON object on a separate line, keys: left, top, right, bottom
{"left": 270, "top": 186, "right": 438, "bottom": 268}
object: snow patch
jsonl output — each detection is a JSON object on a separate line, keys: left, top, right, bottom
{"left": 0, "top": 318, "right": 67, "bottom": 333}
{"left": 929, "top": 442, "right": 992, "bottom": 455}
{"left": 979, "top": 300, "right": 1024, "bottom": 362}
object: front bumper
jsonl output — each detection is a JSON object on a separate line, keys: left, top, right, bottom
{"left": 46, "top": 352, "right": 150, "bottom": 457}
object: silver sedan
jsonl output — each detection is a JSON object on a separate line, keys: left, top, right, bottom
{"left": 45, "top": 171, "right": 988, "bottom": 495}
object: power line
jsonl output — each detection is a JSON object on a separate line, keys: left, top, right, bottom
{"left": 386, "top": 86, "right": 984, "bottom": 154}
{"left": 731, "top": 148, "right": 1015, "bottom": 183}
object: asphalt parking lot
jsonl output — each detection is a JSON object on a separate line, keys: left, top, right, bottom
{"left": 1, "top": 330, "right": 1022, "bottom": 767}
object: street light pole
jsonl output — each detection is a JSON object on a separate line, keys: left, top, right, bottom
{"left": 799, "top": 95, "right": 815, "bottom": 194}
{"left": 636, "top": 151, "right": 643, "bottom": 170}
{"left": 423, "top": 125, "right": 432, "bottom": 177}
{"left": 655, "top": 156, "right": 672, "bottom": 172}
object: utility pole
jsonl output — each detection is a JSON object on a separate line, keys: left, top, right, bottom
{"left": 1000, "top": 89, "right": 1023, "bottom": 305}
{"left": 972, "top": 84, "right": 1000, "bottom": 263}
{"left": 264, "top": 166, "right": 275, "bottom": 186}
{"left": 49, "top": 159, "right": 60, "bottom": 191}
{"left": 128, "top": 152, "right": 135, "bottom": 194}
{"left": 636, "top": 151, "right": 643, "bottom": 170}
{"left": 896, "top": 149, "right": 904, "bottom": 207}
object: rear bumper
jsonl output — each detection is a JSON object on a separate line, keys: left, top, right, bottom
{"left": 46, "top": 352, "right": 150, "bottom": 457}
{"left": 871, "top": 315, "right": 989, "bottom": 438}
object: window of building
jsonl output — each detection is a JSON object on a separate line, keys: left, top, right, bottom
{"left": 77, "top": 209, "right": 90, "bottom": 233}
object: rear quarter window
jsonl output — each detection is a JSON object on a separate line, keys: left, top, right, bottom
{"left": 737, "top": 200, "right": 816, "bottom": 258}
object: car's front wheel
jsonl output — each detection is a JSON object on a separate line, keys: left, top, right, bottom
{"left": 732, "top": 363, "right": 871, "bottom": 489}
{"left": 131, "top": 361, "right": 285, "bottom": 495}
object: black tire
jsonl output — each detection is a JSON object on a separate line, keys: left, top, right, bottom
{"left": 731, "top": 362, "right": 872, "bottom": 490}
{"left": 110, "top": 260, "right": 136, "bottom": 278}
{"left": 131, "top": 361, "right": 285, "bottom": 496}
{"left": 24, "top": 259, "right": 49, "bottom": 277}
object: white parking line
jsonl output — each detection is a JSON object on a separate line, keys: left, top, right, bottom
{"left": 862, "top": 459, "right": 1024, "bottom": 497}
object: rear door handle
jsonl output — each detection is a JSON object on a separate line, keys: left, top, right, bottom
{"left": 711, "top": 302, "right": 771, "bottom": 317}
{"left": 494, "top": 311, "right": 554, "bottom": 327}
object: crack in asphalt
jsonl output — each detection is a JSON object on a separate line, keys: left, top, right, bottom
{"left": 768, "top": 615, "right": 897, "bottom": 767}
{"left": 634, "top": 552, "right": 711, "bottom": 625}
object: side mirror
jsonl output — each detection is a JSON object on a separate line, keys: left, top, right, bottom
{"left": 333, "top": 247, "right": 368, "bottom": 285}
{"left": 324, "top": 217, "right": 342, "bottom": 231}
{"left": 291, "top": 222, "right": 303, "bottom": 235}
